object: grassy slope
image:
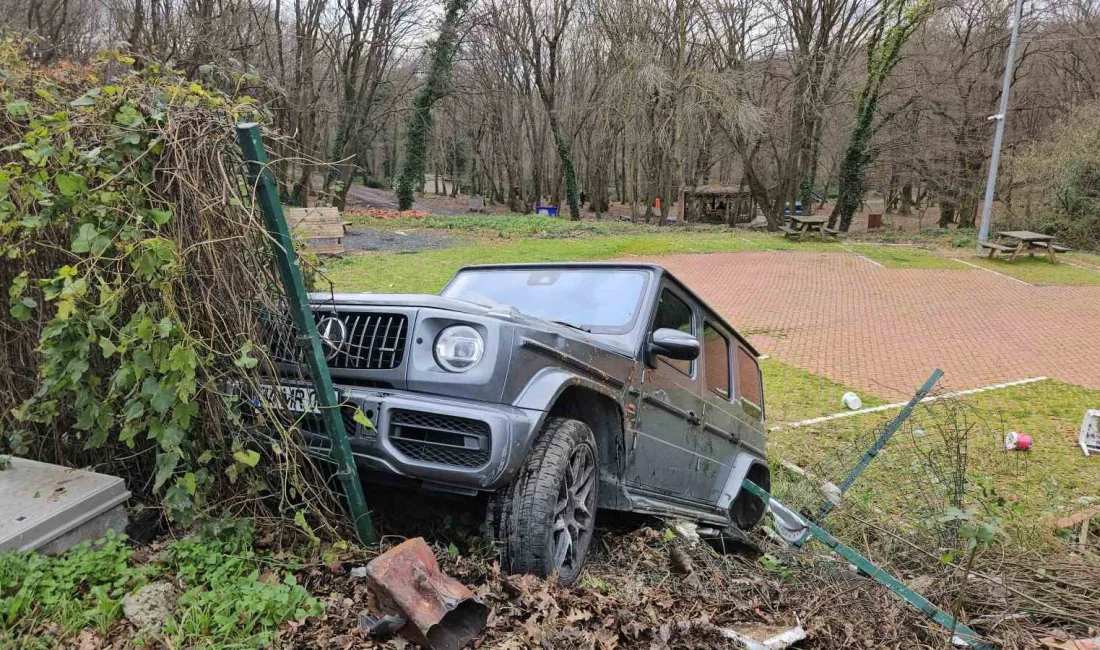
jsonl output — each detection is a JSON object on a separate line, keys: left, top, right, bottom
{"left": 767, "top": 375, "right": 1100, "bottom": 538}
{"left": 963, "top": 254, "right": 1100, "bottom": 285}
{"left": 761, "top": 358, "right": 887, "bottom": 423}
{"left": 326, "top": 222, "right": 968, "bottom": 293}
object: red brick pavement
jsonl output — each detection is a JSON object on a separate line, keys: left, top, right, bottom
{"left": 645, "top": 250, "right": 1100, "bottom": 399}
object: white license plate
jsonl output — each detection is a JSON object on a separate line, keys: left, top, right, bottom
{"left": 256, "top": 383, "right": 320, "bottom": 414}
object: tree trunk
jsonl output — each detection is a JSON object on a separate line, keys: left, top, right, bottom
{"left": 395, "top": 0, "right": 467, "bottom": 211}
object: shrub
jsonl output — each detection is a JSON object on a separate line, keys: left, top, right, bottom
{"left": 1009, "top": 101, "right": 1100, "bottom": 251}
{"left": 0, "top": 40, "right": 341, "bottom": 530}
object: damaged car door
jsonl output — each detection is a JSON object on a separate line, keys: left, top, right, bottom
{"left": 629, "top": 284, "right": 715, "bottom": 504}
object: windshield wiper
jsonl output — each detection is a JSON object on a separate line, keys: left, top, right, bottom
{"left": 549, "top": 319, "right": 592, "bottom": 333}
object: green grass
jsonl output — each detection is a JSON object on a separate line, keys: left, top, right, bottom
{"left": 762, "top": 358, "right": 887, "bottom": 423}
{"left": 847, "top": 244, "right": 967, "bottom": 269}
{"left": 963, "top": 254, "right": 1100, "bottom": 285}
{"left": 326, "top": 232, "right": 769, "bottom": 293}
{"left": 768, "top": 377, "right": 1100, "bottom": 542}
{"left": 0, "top": 520, "right": 321, "bottom": 649}
{"left": 346, "top": 214, "right": 652, "bottom": 239}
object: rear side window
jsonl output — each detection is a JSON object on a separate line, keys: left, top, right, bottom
{"left": 652, "top": 289, "right": 694, "bottom": 376}
{"left": 735, "top": 346, "right": 764, "bottom": 420}
{"left": 703, "top": 323, "right": 730, "bottom": 399}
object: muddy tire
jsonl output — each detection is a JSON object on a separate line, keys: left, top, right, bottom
{"left": 487, "top": 417, "right": 598, "bottom": 586}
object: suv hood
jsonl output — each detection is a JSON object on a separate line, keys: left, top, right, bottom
{"left": 309, "top": 291, "right": 636, "bottom": 357}
{"left": 309, "top": 292, "right": 494, "bottom": 316}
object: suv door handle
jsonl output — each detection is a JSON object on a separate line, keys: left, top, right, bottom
{"left": 686, "top": 410, "right": 701, "bottom": 426}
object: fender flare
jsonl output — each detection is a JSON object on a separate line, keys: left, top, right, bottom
{"left": 717, "top": 453, "right": 770, "bottom": 511}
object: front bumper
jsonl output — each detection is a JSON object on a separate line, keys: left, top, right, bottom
{"left": 301, "top": 385, "right": 543, "bottom": 491}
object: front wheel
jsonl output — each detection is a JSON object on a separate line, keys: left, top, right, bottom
{"left": 487, "top": 417, "right": 598, "bottom": 586}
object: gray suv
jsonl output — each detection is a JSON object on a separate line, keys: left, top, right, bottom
{"left": 272, "top": 263, "right": 769, "bottom": 584}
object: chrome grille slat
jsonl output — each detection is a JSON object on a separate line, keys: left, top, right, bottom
{"left": 262, "top": 309, "right": 407, "bottom": 371}
{"left": 388, "top": 318, "right": 404, "bottom": 367}
{"left": 369, "top": 316, "right": 382, "bottom": 368}
{"left": 348, "top": 314, "right": 363, "bottom": 366}
{"left": 318, "top": 311, "right": 408, "bottom": 370}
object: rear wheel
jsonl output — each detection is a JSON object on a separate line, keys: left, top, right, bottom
{"left": 487, "top": 417, "right": 598, "bottom": 586}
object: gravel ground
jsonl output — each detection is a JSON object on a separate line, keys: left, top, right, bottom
{"left": 343, "top": 226, "right": 454, "bottom": 253}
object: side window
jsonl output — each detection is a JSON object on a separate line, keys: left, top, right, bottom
{"left": 652, "top": 289, "right": 694, "bottom": 376}
{"left": 735, "top": 346, "right": 764, "bottom": 420}
{"left": 703, "top": 323, "right": 731, "bottom": 399}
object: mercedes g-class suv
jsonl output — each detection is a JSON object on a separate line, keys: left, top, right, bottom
{"left": 273, "top": 263, "right": 770, "bottom": 584}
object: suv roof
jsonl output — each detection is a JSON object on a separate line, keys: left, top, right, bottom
{"left": 451, "top": 263, "right": 760, "bottom": 356}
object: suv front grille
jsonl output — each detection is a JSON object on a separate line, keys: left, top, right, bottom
{"left": 389, "top": 409, "right": 491, "bottom": 468}
{"left": 264, "top": 310, "right": 408, "bottom": 371}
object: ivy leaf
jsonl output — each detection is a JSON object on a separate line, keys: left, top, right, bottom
{"left": 158, "top": 317, "right": 173, "bottom": 338}
{"left": 353, "top": 408, "right": 375, "bottom": 430}
{"left": 447, "top": 542, "right": 459, "bottom": 557}
{"left": 70, "top": 88, "right": 101, "bottom": 107}
{"left": 233, "top": 449, "right": 260, "bottom": 467}
{"left": 154, "top": 451, "right": 180, "bottom": 491}
{"left": 6, "top": 99, "right": 28, "bottom": 116}
{"left": 72, "top": 223, "right": 110, "bottom": 255}
{"left": 147, "top": 208, "right": 172, "bottom": 226}
{"left": 55, "top": 173, "right": 84, "bottom": 197}
{"left": 150, "top": 383, "right": 176, "bottom": 414}
{"left": 123, "top": 400, "right": 144, "bottom": 421}
{"left": 56, "top": 299, "right": 76, "bottom": 320}
{"left": 179, "top": 472, "right": 197, "bottom": 496}
{"left": 99, "top": 338, "right": 117, "bottom": 358}
{"left": 163, "top": 484, "right": 193, "bottom": 517}
{"left": 234, "top": 341, "right": 259, "bottom": 369}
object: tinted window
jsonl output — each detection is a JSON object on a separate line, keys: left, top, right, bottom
{"left": 704, "top": 323, "right": 730, "bottom": 399}
{"left": 442, "top": 268, "right": 648, "bottom": 333}
{"left": 652, "top": 289, "right": 694, "bottom": 375}
{"left": 736, "top": 346, "right": 763, "bottom": 420}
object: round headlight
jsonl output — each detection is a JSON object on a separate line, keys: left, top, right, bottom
{"left": 434, "top": 325, "right": 484, "bottom": 372}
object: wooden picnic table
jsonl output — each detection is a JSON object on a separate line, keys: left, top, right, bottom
{"left": 780, "top": 215, "right": 836, "bottom": 241}
{"left": 981, "top": 230, "right": 1069, "bottom": 263}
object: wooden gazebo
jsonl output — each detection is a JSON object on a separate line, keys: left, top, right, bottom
{"left": 679, "top": 185, "right": 757, "bottom": 225}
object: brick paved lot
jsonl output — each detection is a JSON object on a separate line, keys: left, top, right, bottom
{"left": 648, "top": 250, "right": 1100, "bottom": 399}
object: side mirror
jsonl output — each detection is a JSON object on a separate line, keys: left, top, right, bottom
{"left": 648, "top": 328, "right": 700, "bottom": 365}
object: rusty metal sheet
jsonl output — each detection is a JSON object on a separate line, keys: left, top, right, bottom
{"left": 366, "top": 537, "right": 487, "bottom": 650}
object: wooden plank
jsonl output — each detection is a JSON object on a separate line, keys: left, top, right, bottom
{"left": 305, "top": 243, "right": 345, "bottom": 255}
{"left": 979, "top": 242, "right": 1014, "bottom": 252}
{"left": 301, "top": 224, "right": 345, "bottom": 239}
{"left": 778, "top": 226, "right": 799, "bottom": 234}
{"left": 998, "top": 230, "right": 1055, "bottom": 241}
{"left": 283, "top": 206, "right": 344, "bottom": 240}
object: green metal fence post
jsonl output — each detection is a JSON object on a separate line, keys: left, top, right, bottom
{"left": 812, "top": 368, "right": 944, "bottom": 525}
{"left": 742, "top": 479, "right": 992, "bottom": 650}
{"left": 236, "top": 123, "right": 377, "bottom": 545}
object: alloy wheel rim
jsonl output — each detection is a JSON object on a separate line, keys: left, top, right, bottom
{"left": 552, "top": 444, "right": 596, "bottom": 573}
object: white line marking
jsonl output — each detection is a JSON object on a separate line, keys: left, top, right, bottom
{"left": 770, "top": 376, "right": 1049, "bottom": 430}
{"left": 1062, "top": 259, "right": 1100, "bottom": 273}
{"left": 738, "top": 236, "right": 758, "bottom": 246}
{"left": 844, "top": 247, "right": 885, "bottom": 268}
{"left": 951, "top": 258, "right": 1033, "bottom": 286}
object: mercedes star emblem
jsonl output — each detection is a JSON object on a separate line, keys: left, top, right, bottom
{"left": 316, "top": 315, "right": 348, "bottom": 360}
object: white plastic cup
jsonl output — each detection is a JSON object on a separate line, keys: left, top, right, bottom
{"left": 841, "top": 392, "right": 862, "bottom": 410}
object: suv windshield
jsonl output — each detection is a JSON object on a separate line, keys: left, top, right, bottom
{"left": 443, "top": 268, "right": 649, "bottom": 333}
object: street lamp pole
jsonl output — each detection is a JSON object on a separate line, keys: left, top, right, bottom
{"left": 977, "top": 0, "right": 1025, "bottom": 248}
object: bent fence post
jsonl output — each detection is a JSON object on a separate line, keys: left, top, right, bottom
{"left": 236, "top": 122, "right": 377, "bottom": 545}
{"left": 742, "top": 480, "right": 992, "bottom": 650}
